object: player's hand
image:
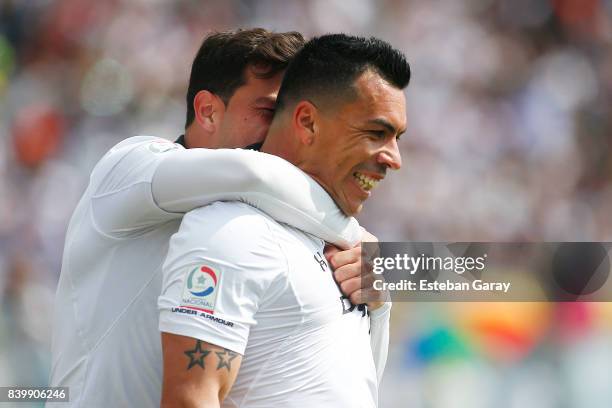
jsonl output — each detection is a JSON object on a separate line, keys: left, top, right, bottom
{"left": 324, "top": 228, "right": 387, "bottom": 311}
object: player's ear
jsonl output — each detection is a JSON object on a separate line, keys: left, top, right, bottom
{"left": 292, "top": 100, "right": 318, "bottom": 146}
{"left": 193, "top": 90, "right": 226, "bottom": 134}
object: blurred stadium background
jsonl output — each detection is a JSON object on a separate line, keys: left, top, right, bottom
{"left": 1, "top": 0, "right": 612, "bottom": 407}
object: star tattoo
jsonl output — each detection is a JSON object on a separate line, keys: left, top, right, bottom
{"left": 184, "top": 340, "right": 210, "bottom": 370}
{"left": 215, "top": 349, "right": 238, "bottom": 371}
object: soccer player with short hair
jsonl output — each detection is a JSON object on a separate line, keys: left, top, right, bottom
{"left": 49, "top": 29, "right": 365, "bottom": 407}
{"left": 159, "top": 34, "right": 410, "bottom": 408}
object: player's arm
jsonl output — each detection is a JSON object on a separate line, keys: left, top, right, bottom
{"left": 368, "top": 302, "right": 391, "bottom": 383}
{"left": 152, "top": 147, "right": 360, "bottom": 248}
{"left": 158, "top": 203, "right": 286, "bottom": 405}
{"left": 161, "top": 333, "right": 242, "bottom": 408}
{"left": 325, "top": 228, "right": 391, "bottom": 382}
{"left": 91, "top": 137, "right": 360, "bottom": 247}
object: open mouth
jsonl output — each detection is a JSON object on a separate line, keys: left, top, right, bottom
{"left": 353, "top": 171, "right": 380, "bottom": 191}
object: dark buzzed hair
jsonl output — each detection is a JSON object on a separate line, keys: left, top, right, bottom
{"left": 275, "top": 34, "right": 411, "bottom": 112}
{"left": 185, "top": 28, "right": 305, "bottom": 128}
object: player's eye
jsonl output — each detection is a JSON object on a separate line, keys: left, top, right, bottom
{"left": 257, "top": 108, "right": 275, "bottom": 118}
{"left": 367, "top": 130, "right": 386, "bottom": 138}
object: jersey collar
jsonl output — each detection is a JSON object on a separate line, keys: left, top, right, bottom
{"left": 175, "top": 134, "right": 186, "bottom": 147}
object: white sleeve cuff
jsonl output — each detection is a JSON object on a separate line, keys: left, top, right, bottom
{"left": 159, "top": 310, "right": 246, "bottom": 355}
{"left": 369, "top": 301, "right": 392, "bottom": 321}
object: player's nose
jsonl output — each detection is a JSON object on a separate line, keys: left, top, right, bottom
{"left": 377, "top": 138, "right": 402, "bottom": 170}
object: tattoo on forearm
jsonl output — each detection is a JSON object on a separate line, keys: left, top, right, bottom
{"left": 184, "top": 340, "right": 210, "bottom": 370}
{"left": 215, "top": 349, "right": 238, "bottom": 371}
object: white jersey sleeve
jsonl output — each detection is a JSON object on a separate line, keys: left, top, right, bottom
{"left": 89, "top": 136, "right": 360, "bottom": 247}
{"left": 369, "top": 302, "right": 391, "bottom": 384}
{"left": 158, "top": 203, "right": 286, "bottom": 354}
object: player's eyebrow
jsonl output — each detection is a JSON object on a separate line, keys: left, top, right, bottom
{"left": 366, "top": 118, "right": 406, "bottom": 137}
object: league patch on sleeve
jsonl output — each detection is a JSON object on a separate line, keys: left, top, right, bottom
{"left": 181, "top": 265, "right": 220, "bottom": 314}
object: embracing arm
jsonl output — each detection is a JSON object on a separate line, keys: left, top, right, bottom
{"left": 161, "top": 333, "right": 242, "bottom": 408}
{"left": 369, "top": 302, "right": 391, "bottom": 384}
{"left": 326, "top": 228, "right": 391, "bottom": 383}
{"left": 91, "top": 137, "right": 359, "bottom": 246}
{"left": 152, "top": 147, "right": 360, "bottom": 248}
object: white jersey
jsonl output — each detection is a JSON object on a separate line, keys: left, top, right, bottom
{"left": 49, "top": 136, "right": 362, "bottom": 407}
{"left": 159, "top": 202, "right": 378, "bottom": 408}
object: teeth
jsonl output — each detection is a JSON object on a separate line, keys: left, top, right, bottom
{"left": 353, "top": 172, "right": 379, "bottom": 191}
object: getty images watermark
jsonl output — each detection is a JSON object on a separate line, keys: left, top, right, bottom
{"left": 360, "top": 243, "right": 612, "bottom": 301}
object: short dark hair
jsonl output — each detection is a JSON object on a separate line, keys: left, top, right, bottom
{"left": 185, "top": 28, "right": 305, "bottom": 128}
{"left": 275, "top": 34, "right": 411, "bottom": 112}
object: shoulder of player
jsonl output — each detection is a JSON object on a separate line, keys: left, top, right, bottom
{"left": 91, "top": 136, "right": 183, "bottom": 188}
{"left": 179, "top": 202, "right": 290, "bottom": 257}
{"left": 183, "top": 202, "right": 281, "bottom": 236}
{"left": 105, "top": 136, "right": 183, "bottom": 161}
{"left": 163, "top": 203, "right": 289, "bottom": 287}
{"left": 186, "top": 202, "right": 322, "bottom": 249}
{"left": 111, "top": 135, "right": 181, "bottom": 150}
{"left": 97, "top": 135, "right": 180, "bottom": 164}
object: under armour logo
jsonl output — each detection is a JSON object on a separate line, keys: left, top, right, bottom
{"left": 314, "top": 251, "right": 328, "bottom": 271}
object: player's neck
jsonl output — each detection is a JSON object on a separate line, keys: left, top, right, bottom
{"left": 261, "top": 121, "right": 298, "bottom": 163}
{"left": 184, "top": 126, "right": 216, "bottom": 149}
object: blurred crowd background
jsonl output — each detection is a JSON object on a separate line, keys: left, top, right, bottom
{"left": 1, "top": 0, "right": 612, "bottom": 407}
